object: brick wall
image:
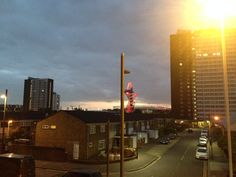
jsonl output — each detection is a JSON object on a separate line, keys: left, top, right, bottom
{"left": 35, "top": 112, "right": 87, "bottom": 160}
{"left": 9, "top": 144, "right": 67, "bottom": 161}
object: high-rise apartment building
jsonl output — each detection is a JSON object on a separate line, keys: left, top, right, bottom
{"left": 52, "top": 92, "right": 60, "bottom": 111}
{"left": 170, "top": 30, "right": 193, "bottom": 119}
{"left": 23, "top": 77, "right": 54, "bottom": 112}
{"left": 170, "top": 29, "right": 236, "bottom": 120}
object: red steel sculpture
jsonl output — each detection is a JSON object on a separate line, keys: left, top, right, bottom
{"left": 125, "top": 82, "right": 138, "bottom": 113}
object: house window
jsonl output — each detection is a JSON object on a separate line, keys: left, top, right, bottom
{"left": 98, "top": 139, "right": 105, "bottom": 150}
{"left": 141, "top": 122, "right": 145, "bottom": 131}
{"left": 100, "top": 125, "right": 105, "bottom": 133}
{"left": 89, "top": 125, "right": 96, "bottom": 134}
{"left": 20, "top": 121, "right": 31, "bottom": 127}
{"left": 42, "top": 125, "right": 49, "bottom": 129}
{"left": 136, "top": 122, "right": 139, "bottom": 128}
{"left": 146, "top": 121, "right": 150, "bottom": 129}
{"left": 88, "top": 142, "right": 93, "bottom": 148}
{"left": 50, "top": 125, "right": 56, "bottom": 129}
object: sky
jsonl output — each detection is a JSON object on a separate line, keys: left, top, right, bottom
{"left": 0, "top": 0, "right": 231, "bottom": 110}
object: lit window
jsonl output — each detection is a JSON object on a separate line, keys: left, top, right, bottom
{"left": 42, "top": 125, "right": 49, "bottom": 129}
{"left": 51, "top": 125, "right": 56, "bottom": 129}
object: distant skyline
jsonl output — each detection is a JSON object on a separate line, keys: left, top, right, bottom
{"left": 1, "top": 0, "right": 235, "bottom": 110}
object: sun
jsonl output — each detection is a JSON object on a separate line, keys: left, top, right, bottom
{"left": 198, "top": 0, "right": 236, "bottom": 20}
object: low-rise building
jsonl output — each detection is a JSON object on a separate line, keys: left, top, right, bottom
{"left": 35, "top": 110, "right": 170, "bottom": 160}
{"left": 0, "top": 112, "right": 47, "bottom": 144}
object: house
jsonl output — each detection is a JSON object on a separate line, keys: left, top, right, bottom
{"left": 36, "top": 111, "right": 117, "bottom": 160}
{"left": 35, "top": 110, "right": 170, "bottom": 160}
{"left": 0, "top": 112, "right": 47, "bottom": 143}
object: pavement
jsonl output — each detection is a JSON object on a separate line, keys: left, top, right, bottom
{"left": 36, "top": 137, "right": 179, "bottom": 176}
{"left": 208, "top": 141, "right": 228, "bottom": 177}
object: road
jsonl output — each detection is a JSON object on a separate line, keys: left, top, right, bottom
{"left": 110, "top": 130, "right": 205, "bottom": 177}
{"left": 36, "top": 130, "right": 206, "bottom": 177}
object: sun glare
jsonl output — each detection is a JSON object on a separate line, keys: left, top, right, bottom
{"left": 185, "top": 0, "right": 236, "bottom": 29}
{"left": 199, "top": 0, "right": 236, "bottom": 19}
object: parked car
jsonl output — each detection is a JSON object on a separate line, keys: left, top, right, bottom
{"left": 199, "top": 136, "right": 208, "bottom": 141}
{"left": 168, "top": 133, "right": 177, "bottom": 140}
{"left": 197, "top": 143, "right": 207, "bottom": 148}
{"left": 195, "top": 147, "right": 208, "bottom": 160}
{"left": 157, "top": 137, "right": 170, "bottom": 144}
{"left": 198, "top": 138, "right": 207, "bottom": 145}
{"left": 13, "top": 138, "right": 30, "bottom": 145}
{"left": 201, "top": 129, "right": 208, "bottom": 137}
{"left": 61, "top": 169, "right": 102, "bottom": 177}
{"left": 199, "top": 136, "right": 208, "bottom": 144}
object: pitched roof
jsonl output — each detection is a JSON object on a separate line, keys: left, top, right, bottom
{"left": 0, "top": 111, "right": 49, "bottom": 121}
{"left": 64, "top": 110, "right": 169, "bottom": 123}
{"left": 65, "top": 110, "right": 119, "bottom": 123}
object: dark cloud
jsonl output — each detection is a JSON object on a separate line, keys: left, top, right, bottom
{"left": 0, "top": 0, "right": 185, "bottom": 108}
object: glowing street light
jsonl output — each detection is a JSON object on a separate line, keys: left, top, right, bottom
{"left": 213, "top": 116, "right": 220, "bottom": 121}
{"left": 0, "top": 95, "right": 6, "bottom": 99}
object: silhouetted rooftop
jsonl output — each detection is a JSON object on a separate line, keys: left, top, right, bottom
{"left": 0, "top": 111, "right": 52, "bottom": 121}
{"left": 65, "top": 110, "right": 171, "bottom": 123}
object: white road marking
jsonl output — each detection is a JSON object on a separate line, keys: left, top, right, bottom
{"left": 180, "top": 145, "right": 191, "bottom": 161}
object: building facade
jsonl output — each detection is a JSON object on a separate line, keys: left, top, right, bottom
{"left": 0, "top": 111, "right": 46, "bottom": 144}
{"left": 170, "top": 30, "right": 193, "bottom": 119}
{"left": 35, "top": 111, "right": 170, "bottom": 160}
{"left": 23, "top": 77, "right": 54, "bottom": 112}
{"left": 0, "top": 104, "right": 23, "bottom": 112}
{"left": 52, "top": 92, "right": 60, "bottom": 111}
{"left": 171, "top": 29, "right": 236, "bottom": 121}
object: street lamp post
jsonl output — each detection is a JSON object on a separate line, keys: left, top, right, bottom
{"left": 220, "top": 21, "right": 234, "bottom": 177}
{"left": 1, "top": 89, "right": 8, "bottom": 153}
{"left": 106, "top": 119, "right": 110, "bottom": 177}
{"left": 7, "top": 120, "right": 12, "bottom": 138}
{"left": 120, "top": 52, "right": 130, "bottom": 177}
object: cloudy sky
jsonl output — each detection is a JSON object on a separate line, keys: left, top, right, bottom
{"left": 0, "top": 0, "right": 227, "bottom": 110}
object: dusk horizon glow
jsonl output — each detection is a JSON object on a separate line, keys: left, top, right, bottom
{"left": 1, "top": 0, "right": 235, "bottom": 110}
